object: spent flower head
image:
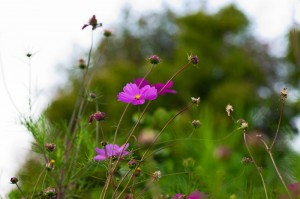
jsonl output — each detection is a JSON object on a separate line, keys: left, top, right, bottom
{"left": 281, "top": 87, "right": 288, "bottom": 99}
{"left": 152, "top": 170, "right": 162, "bottom": 181}
{"left": 43, "top": 187, "right": 57, "bottom": 198}
{"left": 46, "top": 160, "right": 55, "bottom": 171}
{"left": 78, "top": 58, "right": 86, "bottom": 69}
{"left": 191, "top": 120, "right": 201, "bottom": 128}
{"left": 94, "top": 143, "right": 130, "bottom": 161}
{"left": 241, "top": 157, "right": 252, "bottom": 165}
{"left": 191, "top": 97, "right": 200, "bottom": 105}
{"left": 82, "top": 15, "right": 102, "bottom": 30}
{"left": 89, "top": 111, "right": 106, "bottom": 124}
{"left": 226, "top": 104, "right": 234, "bottom": 117}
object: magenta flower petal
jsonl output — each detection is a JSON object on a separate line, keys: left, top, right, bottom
{"left": 118, "top": 83, "right": 157, "bottom": 105}
{"left": 188, "top": 190, "right": 206, "bottom": 199}
{"left": 134, "top": 78, "right": 150, "bottom": 88}
{"left": 173, "top": 194, "right": 185, "bottom": 199}
{"left": 94, "top": 144, "right": 130, "bottom": 161}
{"left": 154, "top": 81, "right": 176, "bottom": 95}
{"left": 288, "top": 182, "right": 300, "bottom": 197}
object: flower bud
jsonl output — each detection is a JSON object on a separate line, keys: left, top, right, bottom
{"left": 10, "top": 177, "right": 18, "bottom": 184}
{"left": 103, "top": 29, "right": 112, "bottom": 37}
{"left": 43, "top": 187, "right": 57, "bottom": 198}
{"left": 45, "top": 143, "right": 56, "bottom": 152}
{"left": 89, "top": 92, "right": 97, "bottom": 99}
{"left": 128, "top": 159, "right": 138, "bottom": 169}
{"left": 188, "top": 54, "right": 199, "bottom": 65}
{"left": 101, "top": 141, "right": 107, "bottom": 147}
{"left": 134, "top": 167, "right": 142, "bottom": 177}
{"left": 78, "top": 58, "right": 86, "bottom": 69}
{"left": 148, "top": 55, "right": 160, "bottom": 64}
{"left": 281, "top": 87, "right": 287, "bottom": 99}
{"left": 94, "top": 111, "right": 106, "bottom": 121}
{"left": 46, "top": 160, "right": 55, "bottom": 171}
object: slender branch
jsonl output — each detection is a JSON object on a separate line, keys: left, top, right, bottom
{"left": 270, "top": 100, "right": 285, "bottom": 150}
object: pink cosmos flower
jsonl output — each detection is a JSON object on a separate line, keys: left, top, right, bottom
{"left": 117, "top": 83, "right": 157, "bottom": 105}
{"left": 173, "top": 190, "right": 206, "bottom": 199}
{"left": 94, "top": 143, "right": 130, "bottom": 161}
{"left": 134, "top": 78, "right": 176, "bottom": 95}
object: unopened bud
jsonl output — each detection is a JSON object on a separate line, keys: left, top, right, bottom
{"left": 103, "top": 29, "right": 112, "bottom": 37}
{"left": 148, "top": 55, "right": 160, "bottom": 64}
{"left": 188, "top": 54, "right": 199, "bottom": 65}
{"left": 10, "top": 177, "right": 18, "bottom": 184}
{"left": 134, "top": 167, "right": 142, "bottom": 177}
{"left": 78, "top": 58, "right": 86, "bottom": 69}
{"left": 45, "top": 143, "right": 56, "bottom": 152}
{"left": 128, "top": 159, "right": 138, "bottom": 169}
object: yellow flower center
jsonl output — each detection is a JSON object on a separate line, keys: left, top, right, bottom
{"left": 134, "top": 94, "right": 141, "bottom": 100}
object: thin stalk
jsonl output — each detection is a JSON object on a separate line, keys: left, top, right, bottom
{"left": 243, "top": 132, "right": 269, "bottom": 199}
{"left": 16, "top": 183, "right": 26, "bottom": 199}
{"left": 30, "top": 168, "right": 46, "bottom": 199}
{"left": 111, "top": 169, "right": 132, "bottom": 198}
{"left": 141, "top": 103, "right": 194, "bottom": 161}
{"left": 259, "top": 139, "right": 292, "bottom": 199}
{"left": 270, "top": 100, "right": 285, "bottom": 150}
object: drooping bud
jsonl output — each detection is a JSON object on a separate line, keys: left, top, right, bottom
{"left": 148, "top": 55, "right": 160, "bottom": 64}
{"left": 10, "top": 177, "right": 18, "bottom": 184}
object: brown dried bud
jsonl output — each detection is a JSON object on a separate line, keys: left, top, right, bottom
{"left": 241, "top": 157, "right": 252, "bottom": 165}
{"left": 45, "top": 143, "right": 56, "bottom": 152}
{"left": 10, "top": 177, "right": 18, "bottom": 184}
{"left": 191, "top": 120, "right": 201, "bottom": 128}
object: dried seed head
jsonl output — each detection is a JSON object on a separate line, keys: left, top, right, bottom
{"left": 237, "top": 119, "right": 248, "bottom": 130}
{"left": 78, "top": 58, "right": 86, "bottom": 69}
{"left": 152, "top": 170, "right": 162, "bottom": 181}
{"left": 45, "top": 143, "right": 56, "bottom": 152}
{"left": 191, "top": 97, "right": 200, "bottom": 105}
{"left": 43, "top": 187, "right": 57, "bottom": 198}
{"left": 281, "top": 87, "right": 288, "bottom": 99}
{"left": 191, "top": 120, "right": 201, "bottom": 128}
{"left": 241, "top": 157, "right": 252, "bottom": 165}
{"left": 225, "top": 104, "right": 234, "bottom": 117}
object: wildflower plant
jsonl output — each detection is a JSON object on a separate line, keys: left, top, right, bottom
{"left": 7, "top": 10, "right": 300, "bottom": 199}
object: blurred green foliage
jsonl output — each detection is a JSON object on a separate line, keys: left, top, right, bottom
{"left": 10, "top": 3, "right": 300, "bottom": 199}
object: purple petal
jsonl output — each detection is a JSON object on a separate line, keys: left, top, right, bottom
{"left": 89, "top": 115, "right": 94, "bottom": 124}
{"left": 154, "top": 81, "right": 176, "bottom": 95}
{"left": 82, "top": 24, "right": 89, "bottom": 30}
{"left": 188, "top": 190, "right": 206, "bottom": 199}
{"left": 134, "top": 78, "right": 150, "bottom": 88}
{"left": 141, "top": 85, "right": 157, "bottom": 101}
{"left": 173, "top": 194, "right": 185, "bottom": 199}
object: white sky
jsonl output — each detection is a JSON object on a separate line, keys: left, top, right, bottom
{"left": 0, "top": 0, "right": 299, "bottom": 197}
